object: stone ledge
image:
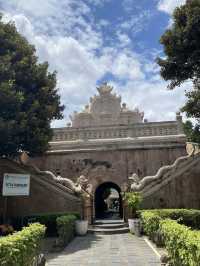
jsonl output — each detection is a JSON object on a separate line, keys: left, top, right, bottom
{"left": 48, "top": 135, "right": 186, "bottom": 153}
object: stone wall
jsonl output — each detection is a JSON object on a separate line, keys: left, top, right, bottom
{"left": 32, "top": 145, "right": 186, "bottom": 194}
{"left": 141, "top": 155, "right": 200, "bottom": 209}
{"left": 130, "top": 143, "right": 200, "bottom": 209}
{"left": 0, "top": 159, "right": 82, "bottom": 219}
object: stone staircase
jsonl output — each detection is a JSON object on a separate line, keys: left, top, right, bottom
{"left": 88, "top": 219, "right": 129, "bottom": 234}
{"left": 131, "top": 144, "right": 200, "bottom": 195}
{"left": 131, "top": 142, "right": 200, "bottom": 209}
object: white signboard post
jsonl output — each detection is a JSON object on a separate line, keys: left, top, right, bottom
{"left": 2, "top": 173, "right": 30, "bottom": 196}
{"left": 2, "top": 173, "right": 30, "bottom": 223}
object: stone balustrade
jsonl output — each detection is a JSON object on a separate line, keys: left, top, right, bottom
{"left": 52, "top": 121, "right": 183, "bottom": 142}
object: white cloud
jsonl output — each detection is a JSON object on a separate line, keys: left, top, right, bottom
{"left": 112, "top": 79, "right": 190, "bottom": 122}
{"left": 157, "top": 0, "right": 186, "bottom": 14}
{"left": 1, "top": 0, "right": 90, "bottom": 18}
{"left": 86, "top": 0, "right": 112, "bottom": 7}
{"left": 3, "top": 13, "right": 34, "bottom": 39}
{"left": 2, "top": 14, "right": 135, "bottom": 125}
{"left": 144, "top": 62, "right": 160, "bottom": 74}
{"left": 1, "top": 0, "right": 62, "bottom": 17}
{"left": 111, "top": 52, "right": 144, "bottom": 80}
{"left": 0, "top": 0, "right": 190, "bottom": 128}
{"left": 2, "top": 12, "right": 105, "bottom": 125}
{"left": 116, "top": 31, "right": 131, "bottom": 48}
{"left": 120, "top": 10, "right": 152, "bottom": 34}
{"left": 98, "top": 19, "right": 110, "bottom": 28}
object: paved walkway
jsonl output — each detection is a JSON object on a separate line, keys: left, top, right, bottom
{"left": 46, "top": 233, "right": 161, "bottom": 266}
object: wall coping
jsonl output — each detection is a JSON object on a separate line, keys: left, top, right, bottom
{"left": 48, "top": 134, "right": 186, "bottom": 153}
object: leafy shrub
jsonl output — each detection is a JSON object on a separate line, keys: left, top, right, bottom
{"left": 140, "top": 211, "right": 162, "bottom": 237}
{"left": 56, "top": 215, "right": 77, "bottom": 247}
{"left": 123, "top": 192, "right": 142, "bottom": 218}
{"left": 0, "top": 223, "right": 45, "bottom": 266}
{"left": 19, "top": 212, "right": 80, "bottom": 236}
{"left": 160, "top": 219, "right": 200, "bottom": 266}
{"left": 140, "top": 211, "right": 165, "bottom": 246}
{"left": 140, "top": 209, "right": 200, "bottom": 248}
{"left": 140, "top": 209, "right": 200, "bottom": 229}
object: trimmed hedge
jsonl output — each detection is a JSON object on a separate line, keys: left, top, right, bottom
{"left": 141, "top": 210, "right": 200, "bottom": 265}
{"left": 12, "top": 212, "right": 80, "bottom": 236}
{"left": 140, "top": 211, "right": 161, "bottom": 237}
{"left": 140, "top": 209, "right": 200, "bottom": 229}
{"left": 0, "top": 223, "right": 45, "bottom": 266}
{"left": 161, "top": 219, "right": 200, "bottom": 266}
{"left": 56, "top": 215, "right": 77, "bottom": 247}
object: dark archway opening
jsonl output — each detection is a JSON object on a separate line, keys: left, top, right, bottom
{"left": 95, "top": 182, "right": 123, "bottom": 219}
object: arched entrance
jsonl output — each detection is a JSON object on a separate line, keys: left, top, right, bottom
{"left": 94, "top": 182, "right": 123, "bottom": 219}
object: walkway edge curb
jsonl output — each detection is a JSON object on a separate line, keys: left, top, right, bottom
{"left": 144, "top": 237, "right": 161, "bottom": 258}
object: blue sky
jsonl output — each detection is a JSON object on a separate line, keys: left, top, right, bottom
{"left": 0, "top": 0, "right": 189, "bottom": 127}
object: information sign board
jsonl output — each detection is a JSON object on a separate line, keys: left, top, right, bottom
{"left": 2, "top": 173, "right": 30, "bottom": 196}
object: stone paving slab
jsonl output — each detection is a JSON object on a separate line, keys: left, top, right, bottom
{"left": 46, "top": 233, "right": 161, "bottom": 266}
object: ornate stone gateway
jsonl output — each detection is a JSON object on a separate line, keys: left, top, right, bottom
{"left": 94, "top": 182, "right": 123, "bottom": 219}
{"left": 31, "top": 83, "right": 188, "bottom": 222}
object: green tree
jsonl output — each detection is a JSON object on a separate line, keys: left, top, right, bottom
{"left": 182, "top": 79, "right": 200, "bottom": 121}
{"left": 0, "top": 17, "right": 64, "bottom": 157}
{"left": 157, "top": 0, "right": 200, "bottom": 124}
{"left": 157, "top": 0, "right": 200, "bottom": 89}
{"left": 183, "top": 120, "right": 200, "bottom": 143}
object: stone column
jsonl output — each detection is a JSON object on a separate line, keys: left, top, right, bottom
{"left": 123, "top": 200, "right": 129, "bottom": 222}
{"left": 121, "top": 182, "right": 129, "bottom": 222}
{"left": 83, "top": 196, "right": 93, "bottom": 224}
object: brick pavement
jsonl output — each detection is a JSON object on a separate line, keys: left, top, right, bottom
{"left": 46, "top": 233, "right": 161, "bottom": 266}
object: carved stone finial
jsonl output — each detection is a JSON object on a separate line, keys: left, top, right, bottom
{"left": 97, "top": 82, "right": 113, "bottom": 95}
{"left": 19, "top": 152, "right": 30, "bottom": 165}
{"left": 76, "top": 175, "right": 93, "bottom": 195}
{"left": 128, "top": 173, "right": 140, "bottom": 183}
{"left": 83, "top": 105, "right": 89, "bottom": 113}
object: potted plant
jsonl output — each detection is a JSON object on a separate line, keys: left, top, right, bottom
{"left": 123, "top": 192, "right": 142, "bottom": 236}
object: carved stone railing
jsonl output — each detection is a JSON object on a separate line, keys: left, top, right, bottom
{"left": 51, "top": 120, "right": 183, "bottom": 142}
{"left": 130, "top": 142, "right": 200, "bottom": 196}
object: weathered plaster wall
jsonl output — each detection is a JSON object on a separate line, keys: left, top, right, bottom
{"left": 141, "top": 158, "right": 200, "bottom": 209}
{"left": 0, "top": 159, "right": 82, "bottom": 219}
{"left": 32, "top": 146, "right": 186, "bottom": 193}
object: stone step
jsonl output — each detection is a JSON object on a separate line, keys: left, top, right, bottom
{"left": 93, "top": 223, "right": 128, "bottom": 229}
{"left": 88, "top": 226, "right": 129, "bottom": 235}
{"left": 94, "top": 219, "right": 124, "bottom": 225}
